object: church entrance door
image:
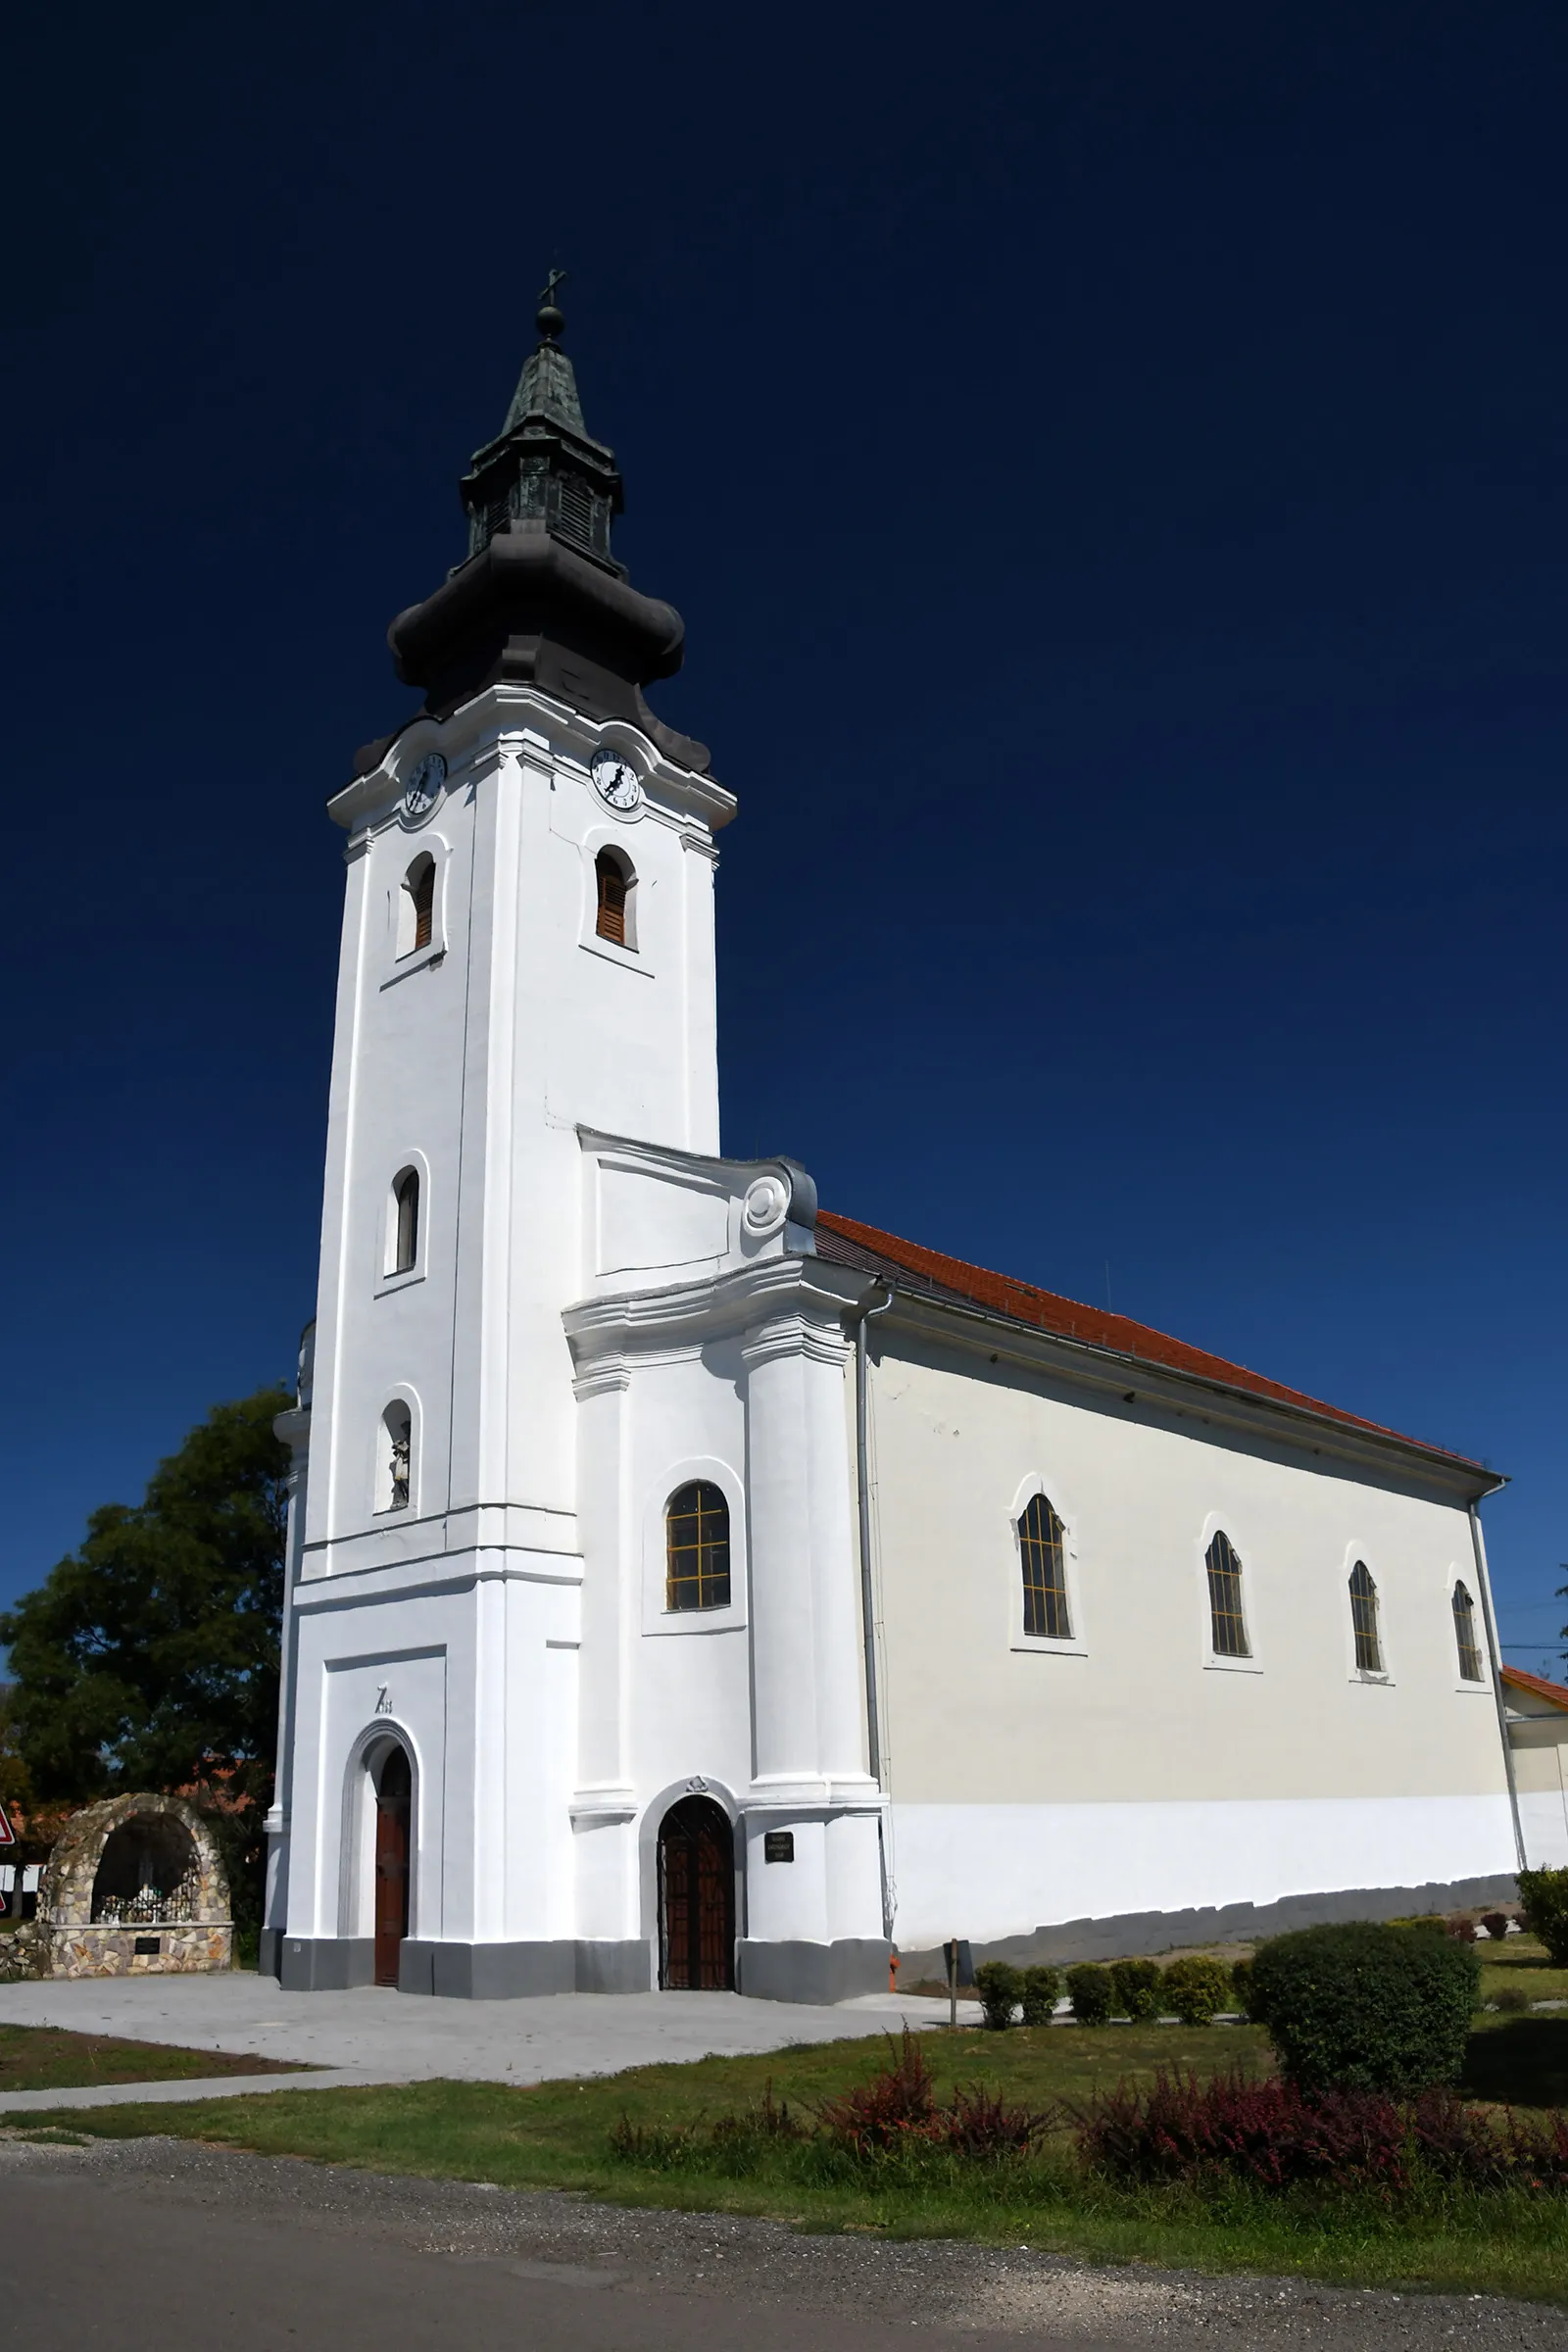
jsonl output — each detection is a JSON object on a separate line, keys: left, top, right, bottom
{"left": 658, "top": 1796, "right": 735, "bottom": 1990}
{"left": 372, "top": 1746, "right": 412, "bottom": 1989}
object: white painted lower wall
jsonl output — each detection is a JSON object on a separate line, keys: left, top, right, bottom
{"left": 1520, "top": 1788, "right": 1568, "bottom": 1870}
{"left": 887, "top": 1794, "right": 1518, "bottom": 1947}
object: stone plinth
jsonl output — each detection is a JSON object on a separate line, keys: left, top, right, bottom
{"left": 37, "top": 1921, "right": 234, "bottom": 1978}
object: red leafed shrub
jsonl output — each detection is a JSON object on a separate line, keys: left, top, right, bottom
{"left": 933, "top": 2081, "right": 1050, "bottom": 2156}
{"left": 815, "top": 2029, "right": 938, "bottom": 2152}
{"left": 1070, "top": 2068, "right": 1528, "bottom": 2195}
{"left": 814, "top": 2031, "right": 1048, "bottom": 2158}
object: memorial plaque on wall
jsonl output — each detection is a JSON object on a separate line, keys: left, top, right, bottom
{"left": 763, "top": 1831, "right": 795, "bottom": 1863}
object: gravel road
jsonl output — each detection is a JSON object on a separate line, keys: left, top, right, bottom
{"left": 2, "top": 2129, "right": 1563, "bottom": 2350}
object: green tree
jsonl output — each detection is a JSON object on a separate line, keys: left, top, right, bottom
{"left": 0, "top": 1388, "right": 291, "bottom": 1811}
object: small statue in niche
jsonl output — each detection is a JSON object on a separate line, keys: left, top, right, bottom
{"left": 390, "top": 1426, "right": 411, "bottom": 1510}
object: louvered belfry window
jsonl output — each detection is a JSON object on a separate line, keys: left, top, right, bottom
{"left": 1205, "top": 1531, "right": 1250, "bottom": 1657}
{"left": 1348, "top": 1559, "right": 1383, "bottom": 1673}
{"left": 665, "top": 1482, "right": 731, "bottom": 1612}
{"left": 1019, "top": 1494, "right": 1071, "bottom": 1640}
{"left": 392, "top": 1169, "right": 419, "bottom": 1275}
{"left": 410, "top": 858, "right": 435, "bottom": 952}
{"left": 595, "top": 849, "right": 628, "bottom": 945}
{"left": 1452, "top": 1581, "right": 1484, "bottom": 1682}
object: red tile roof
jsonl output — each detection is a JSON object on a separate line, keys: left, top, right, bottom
{"left": 814, "top": 1208, "right": 1487, "bottom": 1471}
{"left": 1500, "top": 1664, "right": 1568, "bottom": 1710}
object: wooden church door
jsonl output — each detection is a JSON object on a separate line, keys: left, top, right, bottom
{"left": 658, "top": 1796, "right": 735, "bottom": 1989}
{"left": 372, "top": 1746, "right": 412, "bottom": 1988}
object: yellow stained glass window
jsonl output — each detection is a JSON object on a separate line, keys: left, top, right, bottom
{"left": 1205, "top": 1530, "right": 1250, "bottom": 1658}
{"left": 1348, "top": 1559, "right": 1382, "bottom": 1673}
{"left": 1019, "top": 1494, "right": 1071, "bottom": 1641}
{"left": 665, "top": 1482, "right": 731, "bottom": 1612}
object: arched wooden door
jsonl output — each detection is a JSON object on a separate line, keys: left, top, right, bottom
{"left": 658, "top": 1796, "right": 735, "bottom": 1989}
{"left": 372, "top": 1746, "right": 412, "bottom": 1988}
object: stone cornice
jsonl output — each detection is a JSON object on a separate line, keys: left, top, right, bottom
{"left": 564, "top": 1252, "right": 872, "bottom": 1367}
{"left": 327, "top": 684, "right": 733, "bottom": 838}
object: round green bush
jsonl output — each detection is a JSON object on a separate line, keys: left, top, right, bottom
{"left": 1018, "top": 1964, "right": 1060, "bottom": 2026}
{"left": 1248, "top": 1921, "right": 1482, "bottom": 2093}
{"left": 1517, "top": 1868, "right": 1568, "bottom": 1966}
{"left": 972, "top": 1959, "right": 1022, "bottom": 2030}
{"left": 1110, "top": 1957, "right": 1163, "bottom": 2021}
{"left": 1065, "top": 1963, "right": 1114, "bottom": 2025}
{"left": 1230, "top": 1957, "right": 1255, "bottom": 2019}
{"left": 1161, "top": 1954, "right": 1233, "bottom": 2026}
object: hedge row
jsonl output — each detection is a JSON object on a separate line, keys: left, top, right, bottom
{"left": 971, "top": 1952, "right": 1235, "bottom": 2030}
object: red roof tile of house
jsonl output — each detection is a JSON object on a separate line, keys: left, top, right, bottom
{"left": 1500, "top": 1664, "right": 1568, "bottom": 1709}
{"left": 814, "top": 1208, "right": 1487, "bottom": 1472}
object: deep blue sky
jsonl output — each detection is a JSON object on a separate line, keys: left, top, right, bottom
{"left": 3, "top": 3, "right": 1564, "bottom": 1673}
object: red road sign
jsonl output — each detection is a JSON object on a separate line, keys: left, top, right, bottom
{"left": 0, "top": 1800, "right": 15, "bottom": 1847}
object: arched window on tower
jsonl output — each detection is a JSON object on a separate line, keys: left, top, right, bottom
{"left": 376, "top": 1402, "right": 413, "bottom": 1515}
{"left": 1205, "top": 1530, "right": 1250, "bottom": 1658}
{"left": 390, "top": 1168, "right": 419, "bottom": 1275}
{"left": 1452, "top": 1580, "right": 1484, "bottom": 1682}
{"left": 1018, "top": 1494, "right": 1071, "bottom": 1640}
{"left": 399, "top": 855, "right": 436, "bottom": 956}
{"left": 665, "top": 1482, "right": 730, "bottom": 1611}
{"left": 595, "top": 847, "right": 634, "bottom": 947}
{"left": 1348, "top": 1560, "right": 1383, "bottom": 1673}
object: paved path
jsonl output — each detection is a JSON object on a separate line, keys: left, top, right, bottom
{"left": 2, "top": 2131, "right": 1559, "bottom": 2351}
{"left": 0, "top": 1971, "right": 979, "bottom": 2112}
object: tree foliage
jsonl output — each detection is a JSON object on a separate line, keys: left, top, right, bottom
{"left": 0, "top": 1388, "right": 290, "bottom": 1811}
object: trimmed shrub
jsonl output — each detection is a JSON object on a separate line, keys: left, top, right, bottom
{"left": 1110, "top": 1957, "right": 1164, "bottom": 2021}
{"left": 1066, "top": 1963, "right": 1114, "bottom": 2025}
{"left": 1446, "top": 1914, "right": 1478, "bottom": 1942}
{"left": 1518, "top": 1868, "right": 1568, "bottom": 1966}
{"left": 1481, "top": 1910, "right": 1512, "bottom": 1942}
{"left": 1162, "top": 1954, "right": 1233, "bottom": 2026}
{"left": 1018, "top": 1963, "right": 1060, "bottom": 2027}
{"left": 973, "top": 1960, "right": 1022, "bottom": 2031}
{"left": 1248, "top": 1921, "right": 1481, "bottom": 2094}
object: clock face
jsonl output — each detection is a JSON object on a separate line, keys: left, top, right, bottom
{"left": 590, "top": 747, "right": 641, "bottom": 811}
{"left": 403, "top": 752, "right": 446, "bottom": 818}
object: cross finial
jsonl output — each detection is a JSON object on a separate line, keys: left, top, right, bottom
{"left": 536, "top": 268, "right": 567, "bottom": 341}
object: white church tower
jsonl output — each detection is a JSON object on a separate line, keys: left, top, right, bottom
{"left": 263, "top": 282, "right": 891, "bottom": 1997}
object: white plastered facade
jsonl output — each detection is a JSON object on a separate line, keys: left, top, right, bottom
{"left": 263, "top": 680, "right": 1519, "bottom": 2000}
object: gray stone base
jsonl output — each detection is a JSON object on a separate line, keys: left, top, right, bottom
{"left": 258, "top": 1928, "right": 282, "bottom": 1981}
{"left": 737, "top": 1936, "right": 893, "bottom": 2004}
{"left": 278, "top": 1936, "right": 374, "bottom": 1991}
{"left": 896, "top": 1874, "right": 1522, "bottom": 1980}
{"left": 275, "top": 1936, "right": 651, "bottom": 1997}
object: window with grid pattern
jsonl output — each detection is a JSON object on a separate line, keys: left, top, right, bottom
{"left": 1348, "top": 1559, "right": 1382, "bottom": 1673}
{"left": 1452, "top": 1581, "right": 1484, "bottom": 1682}
{"left": 665, "top": 1482, "right": 731, "bottom": 1612}
{"left": 1018, "top": 1494, "right": 1071, "bottom": 1640}
{"left": 1205, "top": 1530, "right": 1250, "bottom": 1657}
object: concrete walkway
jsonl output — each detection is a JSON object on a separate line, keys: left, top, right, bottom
{"left": 0, "top": 1971, "right": 980, "bottom": 2113}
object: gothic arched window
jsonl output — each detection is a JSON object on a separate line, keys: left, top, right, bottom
{"left": 595, "top": 848, "right": 633, "bottom": 947}
{"left": 665, "top": 1482, "right": 730, "bottom": 1612}
{"left": 1018, "top": 1494, "right": 1071, "bottom": 1640}
{"left": 391, "top": 1168, "right": 419, "bottom": 1275}
{"left": 1205, "top": 1530, "right": 1250, "bottom": 1658}
{"left": 1348, "top": 1559, "right": 1383, "bottom": 1673}
{"left": 1452, "top": 1580, "right": 1484, "bottom": 1682}
{"left": 400, "top": 854, "right": 436, "bottom": 956}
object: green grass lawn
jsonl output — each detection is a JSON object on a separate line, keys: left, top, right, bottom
{"left": 0, "top": 2024, "right": 308, "bottom": 2093}
{"left": 1479, "top": 1932, "right": 1568, "bottom": 2008}
{"left": 26, "top": 2013, "right": 1568, "bottom": 2303}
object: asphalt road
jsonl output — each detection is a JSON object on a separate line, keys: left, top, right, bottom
{"left": 2, "top": 2131, "right": 1564, "bottom": 2352}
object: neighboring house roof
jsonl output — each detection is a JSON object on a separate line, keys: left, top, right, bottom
{"left": 1501, "top": 1664, "right": 1568, "bottom": 1712}
{"left": 814, "top": 1208, "right": 1488, "bottom": 1472}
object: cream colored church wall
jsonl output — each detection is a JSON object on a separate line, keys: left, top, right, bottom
{"left": 864, "top": 1336, "right": 1514, "bottom": 1943}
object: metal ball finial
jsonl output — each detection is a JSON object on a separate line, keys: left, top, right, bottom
{"left": 536, "top": 266, "right": 566, "bottom": 342}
